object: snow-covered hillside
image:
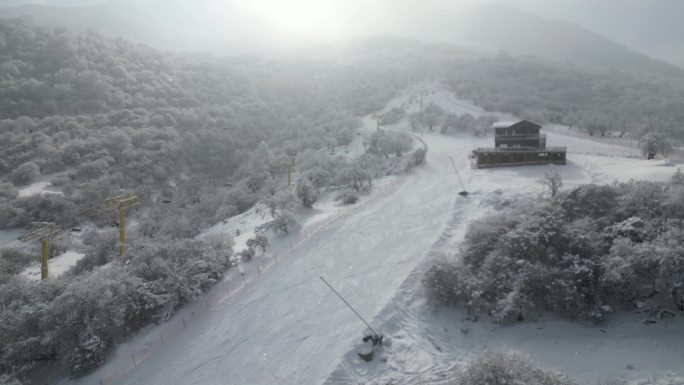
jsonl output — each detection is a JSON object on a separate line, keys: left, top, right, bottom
{"left": 65, "top": 85, "right": 683, "bottom": 385}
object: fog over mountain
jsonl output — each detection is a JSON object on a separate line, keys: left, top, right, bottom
{"left": 1, "top": 0, "right": 683, "bottom": 73}
{"left": 3, "top": 1, "right": 684, "bottom": 384}
{"left": 495, "top": 0, "right": 684, "bottom": 69}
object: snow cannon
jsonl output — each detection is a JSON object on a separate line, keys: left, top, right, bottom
{"left": 319, "top": 277, "right": 385, "bottom": 363}
{"left": 358, "top": 333, "right": 384, "bottom": 362}
{"left": 449, "top": 156, "right": 469, "bottom": 197}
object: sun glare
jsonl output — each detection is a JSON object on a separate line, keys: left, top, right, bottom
{"left": 234, "top": 0, "right": 346, "bottom": 43}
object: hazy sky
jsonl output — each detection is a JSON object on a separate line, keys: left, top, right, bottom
{"left": 1, "top": 0, "right": 683, "bottom": 64}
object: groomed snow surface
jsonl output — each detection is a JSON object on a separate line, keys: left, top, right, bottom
{"left": 20, "top": 251, "right": 85, "bottom": 280}
{"left": 64, "top": 85, "right": 683, "bottom": 385}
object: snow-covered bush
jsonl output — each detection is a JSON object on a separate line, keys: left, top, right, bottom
{"left": 560, "top": 183, "right": 617, "bottom": 220}
{"left": 239, "top": 246, "right": 255, "bottom": 262}
{"left": 246, "top": 233, "right": 269, "bottom": 253}
{"left": 11, "top": 162, "right": 40, "bottom": 186}
{"left": 296, "top": 178, "right": 319, "bottom": 209}
{"left": 260, "top": 210, "right": 300, "bottom": 234}
{"left": 0, "top": 249, "right": 33, "bottom": 285}
{"left": 259, "top": 191, "right": 301, "bottom": 234}
{"left": 457, "top": 351, "right": 574, "bottom": 385}
{"left": 71, "top": 228, "right": 118, "bottom": 274}
{"left": 409, "top": 147, "right": 426, "bottom": 168}
{"left": 379, "top": 107, "right": 405, "bottom": 125}
{"left": 639, "top": 131, "right": 672, "bottom": 158}
{"left": 296, "top": 150, "right": 340, "bottom": 188}
{"left": 0, "top": 194, "right": 77, "bottom": 229}
{"left": 367, "top": 131, "right": 412, "bottom": 158}
{"left": 424, "top": 259, "right": 484, "bottom": 317}
{"left": 336, "top": 189, "right": 359, "bottom": 205}
{"left": 0, "top": 374, "right": 22, "bottom": 385}
{"left": 0, "top": 182, "right": 18, "bottom": 200}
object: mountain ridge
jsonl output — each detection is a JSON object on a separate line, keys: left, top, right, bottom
{"left": 0, "top": 1, "right": 682, "bottom": 76}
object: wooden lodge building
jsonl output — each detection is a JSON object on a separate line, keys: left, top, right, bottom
{"left": 473, "top": 120, "right": 566, "bottom": 168}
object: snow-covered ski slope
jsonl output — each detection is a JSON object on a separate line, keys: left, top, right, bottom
{"left": 69, "top": 132, "right": 475, "bottom": 385}
{"left": 326, "top": 154, "right": 684, "bottom": 385}
{"left": 69, "top": 85, "right": 682, "bottom": 385}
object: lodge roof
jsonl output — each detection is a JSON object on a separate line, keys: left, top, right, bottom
{"left": 492, "top": 120, "right": 542, "bottom": 129}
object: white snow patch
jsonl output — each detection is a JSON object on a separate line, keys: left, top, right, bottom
{"left": 20, "top": 251, "right": 85, "bottom": 280}
{"left": 17, "top": 180, "right": 63, "bottom": 198}
{"left": 0, "top": 228, "right": 24, "bottom": 244}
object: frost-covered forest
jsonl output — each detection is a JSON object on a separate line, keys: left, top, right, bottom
{"left": 446, "top": 53, "right": 684, "bottom": 140}
{"left": 1, "top": 12, "right": 684, "bottom": 385}
{"left": 0, "top": 19, "right": 430, "bottom": 382}
{"left": 426, "top": 172, "right": 684, "bottom": 323}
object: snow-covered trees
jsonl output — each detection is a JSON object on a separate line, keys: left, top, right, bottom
{"left": 0, "top": 236, "right": 233, "bottom": 380}
{"left": 422, "top": 102, "right": 444, "bottom": 130}
{"left": 11, "top": 161, "right": 39, "bottom": 186}
{"left": 0, "top": 249, "right": 33, "bottom": 284}
{"left": 339, "top": 164, "right": 372, "bottom": 193}
{"left": 538, "top": 165, "right": 563, "bottom": 197}
{"left": 457, "top": 351, "right": 574, "bottom": 385}
{"left": 425, "top": 179, "right": 684, "bottom": 323}
{"left": 640, "top": 131, "right": 672, "bottom": 158}
{"left": 0, "top": 194, "right": 77, "bottom": 229}
{"left": 296, "top": 178, "right": 319, "bottom": 209}
{"left": 379, "top": 107, "right": 406, "bottom": 125}
{"left": 336, "top": 189, "right": 359, "bottom": 205}
{"left": 447, "top": 54, "right": 684, "bottom": 142}
{"left": 259, "top": 191, "right": 300, "bottom": 234}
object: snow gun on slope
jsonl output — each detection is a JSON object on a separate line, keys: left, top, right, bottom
{"left": 319, "top": 276, "right": 384, "bottom": 362}
{"left": 449, "top": 156, "right": 469, "bottom": 196}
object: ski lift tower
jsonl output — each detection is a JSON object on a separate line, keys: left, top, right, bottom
{"left": 19, "top": 222, "right": 58, "bottom": 281}
{"left": 104, "top": 194, "right": 138, "bottom": 256}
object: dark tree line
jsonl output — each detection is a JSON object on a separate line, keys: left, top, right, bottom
{"left": 446, "top": 52, "right": 684, "bottom": 143}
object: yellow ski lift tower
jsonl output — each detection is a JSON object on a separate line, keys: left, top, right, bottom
{"left": 104, "top": 195, "right": 138, "bottom": 256}
{"left": 19, "top": 222, "right": 57, "bottom": 281}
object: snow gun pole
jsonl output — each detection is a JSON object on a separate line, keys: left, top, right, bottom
{"left": 449, "top": 156, "right": 468, "bottom": 193}
{"left": 319, "top": 276, "right": 378, "bottom": 336}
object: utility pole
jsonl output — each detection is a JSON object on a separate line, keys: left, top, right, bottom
{"left": 19, "top": 222, "right": 57, "bottom": 281}
{"left": 104, "top": 195, "right": 138, "bottom": 256}
{"left": 376, "top": 115, "right": 380, "bottom": 134}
